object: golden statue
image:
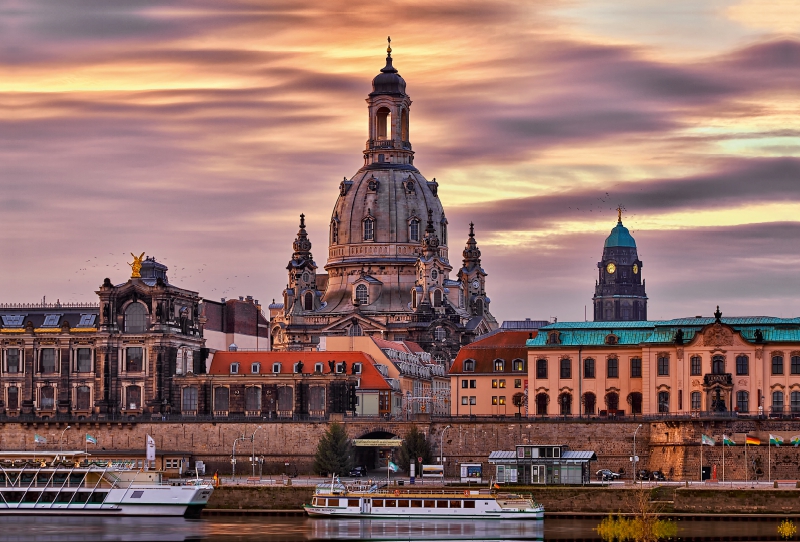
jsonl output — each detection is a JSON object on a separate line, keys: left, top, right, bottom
{"left": 129, "top": 252, "right": 145, "bottom": 278}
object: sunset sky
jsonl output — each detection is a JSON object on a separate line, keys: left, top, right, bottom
{"left": 3, "top": 0, "right": 799, "bottom": 322}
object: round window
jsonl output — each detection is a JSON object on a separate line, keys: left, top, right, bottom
{"left": 431, "top": 269, "right": 439, "bottom": 280}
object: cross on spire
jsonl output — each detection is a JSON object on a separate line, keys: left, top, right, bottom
{"left": 387, "top": 36, "right": 392, "bottom": 57}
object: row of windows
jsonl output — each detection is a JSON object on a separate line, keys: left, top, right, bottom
{"left": 462, "top": 359, "right": 525, "bottom": 372}
{"left": 228, "top": 362, "right": 362, "bottom": 375}
{"left": 2, "top": 348, "right": 96, "bottom": 374}
{"left": 536, "top": 354, "right": 800, "bottom": 378}
{"left": 357, "top": 218, "right": 448, "bottom": 244}
{"left": 460, "top": 379, "right": 523, "bottom": 389}
{"left": 312, "top": 497, "right": 476, "bottom": 509}
{"left": 4, "top": 385, "right": 93, "bottom": 411}
{"left": 533, "top": 391, "right": 638, "bottom": 416}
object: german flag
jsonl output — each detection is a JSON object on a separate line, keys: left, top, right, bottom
{"left": 745, "top": 435, "right": 760, "bottom": 445}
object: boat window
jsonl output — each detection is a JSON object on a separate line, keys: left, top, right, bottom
{"left": 450, "top": 500, "right": 462, "bottom": 508}
{"left": 131, "top": 491, "right": 144, "bottom": 499}
{"left": 348, "top": 499, "right": 359, "bottom": 507}
{"left": 385, "top": 499, "right": 396, "bottom": 507}
{"left": 464, "top": 500, "right": 476, "bottom": 509}
{"left": 424, "top": 500, "right": 435, "bottom": 508}
{"left": 436, "top": 500, "right": 448, "bottom": 508}
{"left": 411, "top": 499, "right": 423, "bottom": 508}
{"left": 373, "top": 499, "right": 384, "bottom": 507}
{"left": 398, "top": 499, "right": 409, "bottom": 507}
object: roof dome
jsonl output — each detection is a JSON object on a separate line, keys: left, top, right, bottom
{"left": 604, "top": 220, "right": 637, "bottom": 248}
{"left": 371, "top": 40, "right": 406, "bottom": 96}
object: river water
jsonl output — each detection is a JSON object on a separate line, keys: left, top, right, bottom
{"left": 0, "top": 516, "right": 789, "bottom": 541}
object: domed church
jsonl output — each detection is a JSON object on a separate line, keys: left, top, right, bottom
{"left": 269, "top": 40, "right": 498, "bottom": 364}
{"left": 593, "top": 209, "right": 647, "bottom": 321}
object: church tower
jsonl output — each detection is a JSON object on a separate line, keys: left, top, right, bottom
{"left": 593, "top": 210, "right": 647, "bottom": 321}
{"left": 282, "top": 214, "right": 320, "bottom": 317}
{"left": 457, "top": 222, "right": 490, "bottom": 318}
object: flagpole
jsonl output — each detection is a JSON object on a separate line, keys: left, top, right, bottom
{"left": 700, "top": 440, "right": 703, "bottom": 482}
{"left": 722, "top": 439, "right": 725, "bottom": 483}
{"left": 745, "top": 441, "right": 748, "bottom": 485}
{"left": 768, "top": 439, "right": 771, "bottom": 483}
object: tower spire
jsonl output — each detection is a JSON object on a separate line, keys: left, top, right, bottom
{"left": 462, "top": 222, "right": 481, "bottom": 268}
{"left": 421, "top": 209, "right": 440, "bottom": 257}
{"left": 617, "top": 205, "right": 622, "bottom": 223}
{"left": 291, "top": 213, "right": 313, "bottom": 263}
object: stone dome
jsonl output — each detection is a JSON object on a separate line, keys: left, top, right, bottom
{"left": 371, "top": 55, "right": 406, "bottom": 96}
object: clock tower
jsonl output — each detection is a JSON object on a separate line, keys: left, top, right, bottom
{"left": 458, "top": 222, "right": 490, "bottom": 318}
{"left": 593, "top": 210, "right": 647, "bottom": 321}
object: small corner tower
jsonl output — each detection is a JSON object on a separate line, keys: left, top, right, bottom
{"left": 593, "top": 209, "right": 647, "bottom": 321}
{"left": 458, "top": 222, "right": 489, "bottom": 318}
{"left": 284, "top": 214, "right": 319, "bottom": 315}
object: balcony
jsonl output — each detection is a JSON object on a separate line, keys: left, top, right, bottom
{"left": 703, "top": 373, "right": 732, "bottom": 386}
{"left": 368, "top": 139, "right": 412, "bottom": 151}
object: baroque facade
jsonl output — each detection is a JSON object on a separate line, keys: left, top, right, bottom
{"left": 527, "top": 310, "right": 800, "bottom": 417}
{"left": 270, "top": 43, "right": 498, "bottom": 362}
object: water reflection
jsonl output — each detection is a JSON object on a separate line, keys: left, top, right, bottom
{"left": 310, "top": 518, "right": 544, "bottom": 541}
{"left": 0, "top": 517, "right": 205, "bottom": 542}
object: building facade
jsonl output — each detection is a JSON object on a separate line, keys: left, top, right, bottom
{"left": 269, "top": 43, "right": 498, "bottom": 363}
{"left": 527, "top": 310, "right": 800, "bottom": 417}
{"left": 593, "top": 212, "right": 647, "bottom": 322}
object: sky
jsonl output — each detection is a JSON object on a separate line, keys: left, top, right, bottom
{"left": 2, "top": 0, "right": 799, "bottom": 322}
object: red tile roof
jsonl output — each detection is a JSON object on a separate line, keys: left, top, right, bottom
{"left": 208, "top": 351, "right": 391, "bottom": 390}
{"left": 449, "top": 331, "right": 536, "bottom": 374}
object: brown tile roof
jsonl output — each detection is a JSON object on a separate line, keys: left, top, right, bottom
{"left": 449, "top": 330, "right": 536, "bottom": 375}
{"left": 208, "top": 351, "right": 391, "bottom": 390}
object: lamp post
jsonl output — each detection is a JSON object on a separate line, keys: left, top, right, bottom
{"left": 232, "top": 435, "right": 249, "bottom": 482}
{"left": 59, "top": 425, "right": 71, "bottom": 452}
{"left": 440, "top": 425, "right": 451, "bottom": 479}
{"left": 633, "top": 423, "right": 642, "bottom": 485}
{"left": 251, "top": 426, "right": 263, "bottom": 478}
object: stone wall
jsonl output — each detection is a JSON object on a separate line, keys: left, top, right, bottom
{"left": 2, "top": 418, "right": 797, "bottom": 480}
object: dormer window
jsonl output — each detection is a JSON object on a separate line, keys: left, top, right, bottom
{"left": 336, "top": 362, "right": 346, "bottom": 374}
{"left": 547, "top": 332, "right": 560, "bottom": 345}
{"left": 230, "top": 363, "right": 240, "bottom": 375}
{"left": 409, "top": 219, "right": 420, "bottom": 242}
{"left": 605, "top": 334, "right": 618, "bottom": 345}
{"left": 464, "top": 359, "right": 475, "bottom": 372}
{"left": 494, "top": 359, "right": 505, "bottom": 372}
{"left": 272, "top": 363, "right": 281, "bottom": 374}
{"left": 77, "top": 314, "right": 96, "bottom": 327}
{"left": 42, "top": 314, "right": 60, "bottom": 327}
{"left": 355, "top": 285, "right": 369, "bottom": 305}
{"left": 251, "top": 363, "right": 260, "bottom": 374}
{"left": 315, "top": 362, "right": 324, "bottom": 374}
{"left": 353, "top": 363, "right": 362, "bottom": 374}
{"left": 363, "top": 218, "right": 375, "bottom": 241}
{"left": 331, "top": 221, "right": 339, "bottom": 244}
{"left": 513, "top": 359, "right": 524, "bottom": 372}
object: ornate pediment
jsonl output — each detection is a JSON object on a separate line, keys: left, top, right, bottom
{"left": 700, "top": 323, "right": 734, "bottom": 347}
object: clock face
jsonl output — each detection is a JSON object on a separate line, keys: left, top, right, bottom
{"left": 471, "top": 280, "right": 480, "bottom": 289}
{"left": 632, "top": 264, "right": 639, "bottom": 274}
{"left": 606, "top": 263, "right": 616, "bottom": 274}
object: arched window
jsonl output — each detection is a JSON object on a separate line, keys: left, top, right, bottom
{"left": 691, "top": 391, "right": 701, "bottom": 411}
{"left": 348, "top": 323, "right": 363, "bottom": 337}
{"left": 737, "top": 390, "right": 749, "bottom": 413}
{"left": 547, "top": 332, "right": 559, "bottom": 345}
{"left": 124, "top": 302, "right": 147, "bottom": 333}
{"left": 605, "top": 392, "right": 619, "bottom": 411}
{"left": 363, "top": 218, "right": 374, "bottom": 241}
{"left": 355, "top": 285, "right": 369, "bottom": 305}
{"left": 409, "top": 219, "right": 420, "bottom": 242}
{"left": 433, "top": 289, "right": 443, "bottom": 307}
{"left": 400, "top": 108, "right": 408, "bottom": 141}
{"left": 376, "top": 107, "right": 391, "bottom": 139}
{"left": 536, "top": 393, "right": 549, "bottom": 416}
{"left": 441, "top": 221, "right": 447, "bottom": 245}
{"left": 736, "top": 354, "right": 749, "bottom": 375}
{"left": 712, "top": 355, "right": 725, "bottom": 375}
{"left": 475, "top": 298, "right": 484, "bottom": 315}
{"left": 411, "top": 290, "right": 417, "bottom": 309}
{"left": 627, "top": 392, "right": 643, "bottom": 415}
{"left": 182, "top": 387, "right": 198, "bottom": 413}
{"left": 76, "top": 385, "right": 91, "bottom": 410}
{"left": 657, "top": 391, "right": 669, "bottom": 413}
{"left": 126, "top": 385, "right": 141, "bottom": 410}
{"left": 434, "top": 326, "right": 446, "bottom": 341}
{"left": 772, "top": 390, "right": 785, "bottom": 414}
{"left": 214, "top": 387, "right": 230, "bottom": 412}
{"left": 246, "top": 387, "right": 262, "bottom": 412}
{"left": 331, "top": 221, "right": 338, "bottom": 244}
{"left": 791, "top": 391, "right": 800, "bottom": 413}
{"left": 583, "top": 392, "right": 596, "bottom": 415}
{"left": 304, "top": 291, "right": 314, "bottom": 311}
{"left": 559, "top": 392, "right": 572, "bottom": 416}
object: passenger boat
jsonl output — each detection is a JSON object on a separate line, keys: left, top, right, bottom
{"left": 0, "top": 451, "right": 213, "bottom": 517}
{"left": 304, "top": 480, "right": 544, "bottom": 519}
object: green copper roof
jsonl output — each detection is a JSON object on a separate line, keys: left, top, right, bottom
{"left": 604, "top": 220, "right": 637, "bottom": 248}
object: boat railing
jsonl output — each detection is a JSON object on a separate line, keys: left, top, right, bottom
{"left": 348, "top": 488, "right": 493, "bottom": 496}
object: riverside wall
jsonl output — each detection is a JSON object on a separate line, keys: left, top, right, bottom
{"left": 2, "top": 418, "right": 799, "bottom": 480}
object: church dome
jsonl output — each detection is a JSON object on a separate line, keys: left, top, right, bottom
{"left": 371, "top": 40, "right": 406, "bottom": 96}
{"left": 604, "top": 220, "right": 637, "bottom": 248}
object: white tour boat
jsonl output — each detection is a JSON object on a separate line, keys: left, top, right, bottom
{"left": 0, "top": 451, "right": 213, "bottom": 517}
{"left": 305, "top": 480, "right": 544, "bottom": 520}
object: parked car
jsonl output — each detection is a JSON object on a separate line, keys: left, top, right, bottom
{"left": 637, "top": 469, "right": 651, "bottom": 481}
{"left": 349, "top": 466, "right": 366, "bottom": 477}
{"left": 650, "top": 470, "right": 667, "bottom": 482}
{"left": 596, "top": 469, "right": 621, "bottom": 481}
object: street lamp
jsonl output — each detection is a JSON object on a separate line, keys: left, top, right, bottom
{"left": 251, "top": 426, "right": 263, "bottom": 478}
{"left": 232, "top": 435, "right": 249, "bottom": 482}
{"left": 440, "top": 425, "right": 451, "bottom": 481}
{"left": 633, "top": 423, "right": 642, "bottom": 485}
{"left": 59, "top": 425, "right": 71, "bottom": 452}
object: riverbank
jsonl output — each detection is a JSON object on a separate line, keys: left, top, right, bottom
{"left": 205, "top": 485, "right": 800, "bottom": 515}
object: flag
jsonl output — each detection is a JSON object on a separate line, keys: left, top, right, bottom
{"left": 790, "top": 435, "right": 800, "bottom": 447}
{"left": 146, "top": 435, "right": 156, "bottom": 462}
{"left": 701, "top": 434, "right": 716, "bottom": 446}
{"left": 745, "top": 435, "right": 760, "bottom": 445}
{"left": 86, "top": 434, "right": 97, "bottom": 445}
{"left": 34, "top": 434, "right": 47, "bottom": 445}
{"left": 388, "top": 461, "right": 399, "bottom": 472}
{"left": 722, "top": 435, "right": 735, "bottom": 446}
{"left": 770, "top": 434, "right": 784, "bottom": 446}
